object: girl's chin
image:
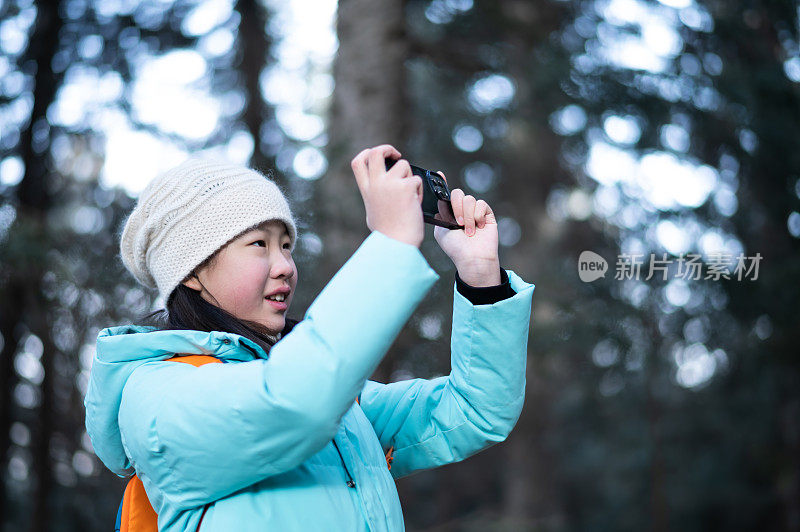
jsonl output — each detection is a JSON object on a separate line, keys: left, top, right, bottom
{"left": 258, "top": 316, "right": 285, "bottom": 335}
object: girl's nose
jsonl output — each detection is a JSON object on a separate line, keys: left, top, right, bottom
{"left": 271, "top": 251, "right": 294, "bottom": 278}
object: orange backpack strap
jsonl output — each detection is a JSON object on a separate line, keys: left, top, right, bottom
{"left": 166, "top": 354, "right": 223, "bottom": 367}
{"left": 354, "top": 395, "right": 394, "bottom": 471}
{"left": 117, "top": 355, "right": 220, "bottom": 532}
{"left": 120, "top": 475, "right": 158, "bottom": 532}
{"left": 385, "top": 446, "right": 395, "bottom": 471}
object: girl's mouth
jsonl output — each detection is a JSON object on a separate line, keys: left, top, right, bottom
{"left": 265, "top": 297, "right": 288, "bottom": 310}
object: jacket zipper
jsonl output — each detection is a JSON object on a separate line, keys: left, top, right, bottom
{"left": 332, "top": 438, "right": 356, "bottom": 488}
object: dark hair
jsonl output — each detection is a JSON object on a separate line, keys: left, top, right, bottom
{"left": 140, "top": 284, "right": 298, "bottom": 356}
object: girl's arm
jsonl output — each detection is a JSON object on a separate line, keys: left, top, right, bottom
{"left": 118, "top": 230, "right": 439, "bottom": 509}
{"left": 358, "top": 269, "right": 534, "bottom": 479}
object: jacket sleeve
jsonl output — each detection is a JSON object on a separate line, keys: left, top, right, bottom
{"left": 358, "top": 270, "right": 534, "bottom": 479}
{"left": 118, "top": 231, "right": 439, "bottom": 509}
{"left": 455, "top": 267, "right": 516, "bottom": 305}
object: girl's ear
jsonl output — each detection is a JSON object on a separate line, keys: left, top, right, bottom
{"left": 182, "top": 274, "right": 203, "bottom": 292}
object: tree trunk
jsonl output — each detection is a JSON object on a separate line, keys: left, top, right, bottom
{"left": 9, "top": 1, "right": 63, "bottom": 530}
{"left": 319, "top": 0, "right": 410, "bottom": 380}
{"left": 0, "top": 281, "right": 23, "bottom": 527}
{"left": 235, "top": 0, "right": 280, "bottom": 183}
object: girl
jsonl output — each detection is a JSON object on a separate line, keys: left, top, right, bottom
{"left": 85, "top": 144, "right": 535, "bottom": 531}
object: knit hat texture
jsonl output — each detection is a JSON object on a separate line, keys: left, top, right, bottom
{"left": 120, "top": 158, "right": 297, "bottom": 301}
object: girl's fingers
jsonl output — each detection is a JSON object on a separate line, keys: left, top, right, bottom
{"left": 437, "top": 170, "right": 447, "bottom": 185}
{"left": 462, "top": 194, "right": 477, "bottom": 235}
{"left": 367, "top": 145, "right": 401, "bottom": 181}
{"left": 483, "top": 201, "right": 496, "bottom": 225}
{"left": 386, "top": 158, "right": 412, "bottom": 181}
{"left": 474, "top": 199, "right": 488, "bottom": 229}
{"left": 450, "top": 188, "right": 465, "bottom": 225}
{"left": 350, "top": 148, "right": 371, "bottom": 195}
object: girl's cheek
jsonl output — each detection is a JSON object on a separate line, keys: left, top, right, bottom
{"left": 242, "top": 261, "right": 271, "bottom": 288}
{"left": 222, "top": 261, "right": 265, "bottom": 300}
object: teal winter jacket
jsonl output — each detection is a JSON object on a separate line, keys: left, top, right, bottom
{"left": 84, "top": 230, "right": 535, "bottom": 531}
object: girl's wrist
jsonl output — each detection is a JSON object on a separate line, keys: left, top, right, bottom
{"left": 455, "top": 259, "right": 502, "bottom": 287}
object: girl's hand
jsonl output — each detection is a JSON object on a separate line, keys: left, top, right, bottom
{"left": 351, "top": 145, "right": 425, "bottom": 248}
{"left": 433, "top": 178, "right": 501, "bottom": 286}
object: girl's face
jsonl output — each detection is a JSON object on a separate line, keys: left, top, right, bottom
{"left": 183, "top": 220, "right": 298, "bottom": 335}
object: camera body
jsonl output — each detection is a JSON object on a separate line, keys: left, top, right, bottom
{"left": 385, "top": 158, "right": 463, "bottom": 230}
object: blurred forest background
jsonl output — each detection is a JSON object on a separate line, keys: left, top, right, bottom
{"left": 1, "top": 0, "right": 799, "bottom": 530}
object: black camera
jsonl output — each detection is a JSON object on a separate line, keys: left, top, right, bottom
{"left": 385, "top": 158, "right": 464, "bottom": 230}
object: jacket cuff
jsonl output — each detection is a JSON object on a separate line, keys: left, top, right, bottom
{"left": 455, "top": 267, "right": 516, "bottom": 305}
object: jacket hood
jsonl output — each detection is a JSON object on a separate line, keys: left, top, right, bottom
{"left": 84, "top": 325, "right": 270, "bottom": 477}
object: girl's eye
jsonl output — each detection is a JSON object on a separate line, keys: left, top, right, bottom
{"left": 251, "top": 240, "right": 291, "bottom": 250}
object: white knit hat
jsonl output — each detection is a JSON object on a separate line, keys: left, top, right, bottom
{"left": 120, "top": 157, "right": 297, "bottom": 301}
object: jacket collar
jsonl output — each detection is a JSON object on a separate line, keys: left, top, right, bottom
{"left": 96, "top": 325, "right": 270, "bottom": 363}
{"left": 86, "top": 321, "right": 300, "bottom": 476}
{"left": 86, "top": 325, "right": 278, "bottom": 477}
